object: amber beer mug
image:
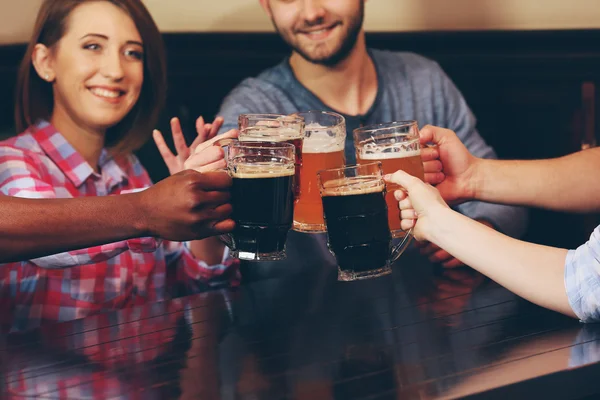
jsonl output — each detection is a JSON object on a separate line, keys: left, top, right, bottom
{"left": 354, "top": 121, "right": 424, "bottom": 239}
{"left": 291, "top": 111, "right": 346, "bottom": 233}
{"left": 238, "top": 114, "right": 305, "bottom": 198}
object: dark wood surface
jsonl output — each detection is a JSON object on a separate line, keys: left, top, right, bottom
{"left": 2, "top": 232, "right": 600, "bottom": 399}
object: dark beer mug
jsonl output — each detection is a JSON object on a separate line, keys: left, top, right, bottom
{"left": 317, "top": 162, "right": 405, "bottom": 281}
{"left": 223, "top": 141, "right": 296, "bottom": 261}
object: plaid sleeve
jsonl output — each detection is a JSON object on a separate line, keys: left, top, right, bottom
{"left": 0, "top": 147, "right": 152, "bottom": 268}
{"left": 163, "top": 241, "right": 240, "bottom": 289}
{"left": 564, "top": 225, "right": 600, "bottom": 322}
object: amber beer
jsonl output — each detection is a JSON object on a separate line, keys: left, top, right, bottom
{"left": 292, "top": 111, "right": 346, "bottom": 233}
{"left": 354, "top": 122, "right": 424, "bottom": 237}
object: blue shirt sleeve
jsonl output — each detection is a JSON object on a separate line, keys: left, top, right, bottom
{"left": 565, "top": 225, "right": 600, "bottom": 323}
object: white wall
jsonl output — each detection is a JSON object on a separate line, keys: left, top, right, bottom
{"left": 3, "top": 0, "right": 600, "bottom": 44}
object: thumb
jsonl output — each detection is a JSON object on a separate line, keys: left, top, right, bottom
{"left": 419, "top": 125, "right": 452, "bottom": 147}
{"left": 384, "top": 170, "right": 421, "bottom": 191}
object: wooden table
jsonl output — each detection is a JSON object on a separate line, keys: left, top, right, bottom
{"left": 2, "top": 232, "right": 600, "bottom": 399}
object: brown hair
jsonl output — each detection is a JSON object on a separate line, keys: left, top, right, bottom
{"left": 15, "top": 0, "right": 166, "bottom": 155}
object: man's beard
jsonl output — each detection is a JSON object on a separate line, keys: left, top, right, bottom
{"left": 274, "top": 5, "right": 364, "bottom": 67}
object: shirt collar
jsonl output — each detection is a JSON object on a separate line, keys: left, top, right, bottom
{"left": 31, "top": 120, "right": 128, "bottom": 189}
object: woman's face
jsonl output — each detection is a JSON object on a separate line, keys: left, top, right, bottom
{"left": 45, "top": 1, "right": 144, "bottom": 133}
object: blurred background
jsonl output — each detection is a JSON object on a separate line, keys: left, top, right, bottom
{"left": 1, "top": 0, "right": 599, "bottom": 248}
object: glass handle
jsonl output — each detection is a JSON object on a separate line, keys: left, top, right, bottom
{"left": 219, "top": 234, "right": 235, "bottom": 251}
{"left": 390, "top": 228, "right": 413, "bottom": 262}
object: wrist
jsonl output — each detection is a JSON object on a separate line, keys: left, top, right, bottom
{"left": 127, "top": 191, "right": 153, "bottom": 237}
{"left": 468, "top": 157, "right": 487, "bottom": 200}
{"left": 421, "top": 205, "right": 457, "bottom": 245}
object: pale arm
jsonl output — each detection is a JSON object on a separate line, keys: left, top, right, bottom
{"left": 473, "top": 147, "right": 600, "bottom": 213}
{"left": 424, "top": 207, "right": 575, "bottom": 318}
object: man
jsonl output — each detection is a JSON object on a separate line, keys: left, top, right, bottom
{"left": 217, "top": 0, "right": 527, "bottom": 267}
{"left": 386, "top": 125, "right": 600, "bottom": 321}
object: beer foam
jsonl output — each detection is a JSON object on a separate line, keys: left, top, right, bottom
{"left": 321, "top": 176, "right": 385, "bottom": 196}
{"left": 359, "top": 149, "right": 421, "bottom": 160}
{"left": 230, "top": 162, "right": 295, "bottom": 179}
{"left": 303, "top": 130, "right": 345, "bottom": 153}
{"left": 240, "top": 126, "right": 303, "bottom": 141}
{"left": 359, "top": 140, "right": 421, "bottom": 160}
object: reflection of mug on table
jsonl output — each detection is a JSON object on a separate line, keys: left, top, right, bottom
{"left": 291, "top": 111, "right": 346, "bottom": 233}
{"left": 225, "top": 141, "right": 296, "bottom": 261}
{"left": 318, "top": 162, "right": 406, "bottom": 281}
{"left": 354, "top": 121, "right": 424, "bottom": 239}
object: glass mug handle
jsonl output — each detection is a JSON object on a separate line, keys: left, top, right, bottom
{"left": 390, "top": 227, "right": 413, "bottom": 262}
{"left": 214, "top": 137, "right": 238, "bottom": 252}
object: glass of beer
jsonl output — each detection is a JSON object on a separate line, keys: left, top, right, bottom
{"left": 354, "top": 121, "right": 424, "bottom": 242}
{"left": 291, "top": 111, "right": 346, "bottom": 233}
{"left": 317, "top": 162, "right": 406, "bottom": 281}
{"left": 224, "top": 141, "right": 296, "bottom": 261}
{"left": 238, "top": 114, "right": 305, "bottom": 198}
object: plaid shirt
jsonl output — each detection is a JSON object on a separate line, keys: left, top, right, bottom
{"left": 0, "top": 121, "right": 238, "bottom": 332}
{"left": 565, "top": 225, "right": 600, "bottom": 323}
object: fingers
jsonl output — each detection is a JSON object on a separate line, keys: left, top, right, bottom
{"left": 420, "top": 146, "right": 439, "bottom": 162}
{"left": 420, "top": 242, "right": 440, "bottom": 256}
{"left": 210, "top": 117, "right": 224, "bottom": 138}
{"left": 152, "top": 129, "right": 174, "bottom": 159}
{"left": 394, "top": 189, "right": 408, "bottom": 201}
{"left": 401, "top": 219, "right": 416, "bottom": 231}
{"left": 423, "top": 159, "right": 442, "bottom": 174}
{"left": 419, "top": 125, "right": 454, "bottom": 147}
{"left": 384, "top": 170, "right": 421, "bottom": 190}
{"left": 170, "top": 117, "right": 189, "bottom": 157}
{"left": 197, "top": 159, "right": 227, "bottom": 173}
{"left": 193, "top": 129, "right": 239, "bottom": 155}
{"left": 424, "top": 172, "right": 445, "bottom": 185}
{"left": 191, "top": 171, "right": 232, "bottom": 191}
{"left": 200, "top": 190, "right": 231, "bottom": 208}
{"left": 211, "top": 219, "right": 235, "bottom": 235}
{"left": 185, "top": 146, "right": 225, "bottom": 171}
{"left": 442, "top": 258, "right": 466, "bottom": 268}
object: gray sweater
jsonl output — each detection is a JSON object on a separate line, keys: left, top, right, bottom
{"left": 217, "top": 49, "right": 527, "bottom": 238}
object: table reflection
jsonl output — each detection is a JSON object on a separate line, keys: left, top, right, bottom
{"left": 1, "top": 247, "right": 597, "bottom": 399}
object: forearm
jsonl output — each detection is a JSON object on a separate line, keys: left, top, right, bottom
{"left": 474, "top": 148, "right": 600, "bottom": 212}
{"left": 424, "top": 207, "right": 574, "bottom": 318}
{"left": 0, "top": 194, "right": 148, "bottom": 263}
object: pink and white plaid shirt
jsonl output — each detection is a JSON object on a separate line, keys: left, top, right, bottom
{"left": 0, "top": 121, "right": 238, "bottom": 332}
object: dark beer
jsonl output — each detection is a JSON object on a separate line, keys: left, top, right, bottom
{"left": 321, "top": 177, "right": 391, "bottom": 274}
{"left": 231, "top": 162, "right": 295, "bottom": 257}
{"left": 240, "top": 129, "right": 304, "bottom": 198}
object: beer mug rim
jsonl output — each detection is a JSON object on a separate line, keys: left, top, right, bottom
{"left": 353, "top": 120, "right": 418, "bottom": 137}
{"left": 238, "top": 113, "right": 305, "bottom": 124}
{"left": 229, "top": 140, "right": 296, "bottom": 152}
{"left": 317, "top": 161, "right": 383, "bottom": 180}
{"left": 290, "top": 110, "right": 346, "bottom": 130}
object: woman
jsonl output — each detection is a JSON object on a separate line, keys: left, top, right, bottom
{"left": 0, "top": 0, "right": 237, "bottom": 331}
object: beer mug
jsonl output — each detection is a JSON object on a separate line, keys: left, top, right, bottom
{"left": 222, "top": 141, "right": 296, "bottom": 261}
{"left": 290, "top": 111, "right": 346, "bottom": 233}
{"left": 354, "top": 121, "right": 424, "bottom": 251}
{"left": 238, "top": 114, "right": 305, "bottom": 198}
{"left": 317, "top": 162, "right": 406, "bottom": 281}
